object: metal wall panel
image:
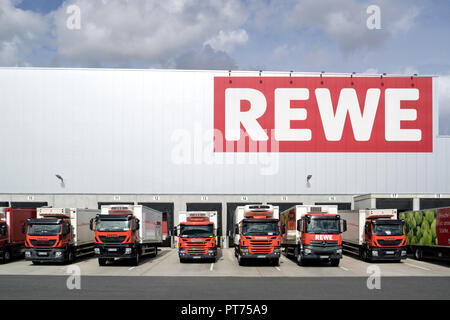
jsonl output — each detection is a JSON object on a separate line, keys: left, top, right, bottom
{"left": 0, "top": 68, "right": 448, "bottom": 194}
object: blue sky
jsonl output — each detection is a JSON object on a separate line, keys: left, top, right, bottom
{"left": 1, "top": 0, "right": 450, "bottom": 133}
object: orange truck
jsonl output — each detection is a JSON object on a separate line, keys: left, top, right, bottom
{"left": 176, "top": 211, "right": 218, "bottom": 262}
{"left": 0, "top": 207, "right": 36, "bottom": 263}
{"left": 91, "top": 205, "right": 163, "bottom": 266}
{"left": 233, "top": 204, "right": 281, "bottom": 266}
{"left": 25, "top": 208, "right": 98, "bottom": 264}
{"left": 281, "top": 205, "right": 347, "bottom": 266}
{"left": 340, "top": 209, "right": 407, "bottom": 262}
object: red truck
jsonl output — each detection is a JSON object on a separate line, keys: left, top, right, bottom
{"left": 281, "top": 205, "right": 347, "bottom": 266}
{"left": 341, "top": 209, "right": 407, "bottom": 262}
{"left": 233, "top": 204, "right": 281, "bottom": 266}
{"left": 177, "top": 211, "right": 218, "bottom": 262}
{"left": 0, "top": 207, "right": 36, "bottom": 263}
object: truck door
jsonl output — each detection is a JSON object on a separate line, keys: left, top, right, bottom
{"left": 139, "top": 202, "right": 174, "bottom": 247}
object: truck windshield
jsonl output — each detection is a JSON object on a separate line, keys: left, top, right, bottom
{"left": 27, "top": 224, "right": 61, "bottom": 236}
{"left": 180, "top": 225, "right": 214, "bottom": 238}
{"left": 373, "top": 223, "right": 404, "bottom": 236}
{"left": 306, "top": 219, "right": 340, "bottom": 234}
{"left": 96, "top": 220, "right": 131, "bottom": 232}
{"left": 242, "top": 222, "right": 279, "bottom": 236}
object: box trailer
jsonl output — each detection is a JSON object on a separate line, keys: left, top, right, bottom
{"left": 25, "top": 208, "right": 99, "bottom": 264}
{"left": 0, "top": 207, "right": 37, "bottom": 263}
{"left": 233, "top": 204, "right": 281, "bottom": 266}
{"left": 177, "top": 211, "right": 218, "bottom": 262}
{"left": 340, "top": 209, "right": 407, "bottom": 262}
{"left": 280, "top": 205, "right": 346, "bottom": 266}
{"left": 401, "top": 207, "right": 450, "bottom": 261}
{"left": 92, "top": 205, "right": 162, "bottom": 266}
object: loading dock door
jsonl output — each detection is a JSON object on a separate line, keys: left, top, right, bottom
{"left": 186, "top": 203, "right": 223, "bottom": 246}
{"left": 268, "top": 202, "right": 303, "bottom": 214}
{"left": 0, "top": 202, "right": 9, "bottom": 207}
{"left": 315, "top": 202, "right": 351, "bottom": 211}
{"left": 420, "top": 198, "right": 450, "bottom": 210}
{"left": 376, "top": 198, "right": 413, "bottom": 216}
{"left": 139, "top": 202, "right": 174, "bottom": 247}
{"left": 11, "top": 202, "right": 48, "bottom": 208}
{"left": 97, "top": 202, "right": 134, "bottom": 209}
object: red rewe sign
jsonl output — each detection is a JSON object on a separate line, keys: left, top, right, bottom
{"left": 214, "top": 76, "right": 433, "bottom": 152}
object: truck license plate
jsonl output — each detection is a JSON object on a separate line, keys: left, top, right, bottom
{"left": 37, "top": 252, "right": 47, "bottom": 256}
{"left": 386, "top": 251, "right": 395, "bottom": 255}
{"left": 320, "top": 256, "right": 329, "bottom": 259}
{"left": 108, "top": 248, "right": 117, "bottom": 252}
{"left": 257, "top": 255, "right": 265, "bottom": 258}
{"left": 193, "top": 256, "right": 201, "bottom": 259}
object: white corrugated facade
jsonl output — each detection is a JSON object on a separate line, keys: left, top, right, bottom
{"left": 0, "top": 68, "right": 447, "bottom": 195}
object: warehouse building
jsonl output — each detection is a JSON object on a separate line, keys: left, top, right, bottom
{"left": 0, "top": 68, "right": 449, "bottom": 246}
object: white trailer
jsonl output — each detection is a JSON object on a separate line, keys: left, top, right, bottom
{"left": 340, "top": 209, "right": 407, "bottom": 261}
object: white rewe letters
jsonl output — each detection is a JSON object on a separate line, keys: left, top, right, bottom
{"left": 385, "top": 88, "right": 421, "bottom": 141}
{"left": 274, "top": 88, "right": 311, "bottom": 141}
{"left": 225, "top": 88, "right": 269, "bottom": 141}
{"left": 315, "top": 88, "right": 380, "bottom": 141}
{"left": 224, "top": 87, "right": 421, "bottom": 142}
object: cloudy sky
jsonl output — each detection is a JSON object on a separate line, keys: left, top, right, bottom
{"left": 1, "top": 0, "right": 449, "bottom": 133}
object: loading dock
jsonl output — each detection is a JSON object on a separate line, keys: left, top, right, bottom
{"left": 139, "top": 202, "right": 174, "bottom": 247}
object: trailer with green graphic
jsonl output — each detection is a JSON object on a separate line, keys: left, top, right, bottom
{"left": 401, "top": 207, "right": 450, "bottom": 261}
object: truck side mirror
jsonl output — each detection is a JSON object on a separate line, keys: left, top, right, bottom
{"left": 0, "top": 225, "right": 5, "bottom": 236}
{"left": 281, "top": 224, "right": 286, "bottom": 234}
{"left": 135, "top": 219, "right": 140, "bottom": 231}
{"left": 89, "top": 218, "right": 94, "bottom": 231}
{"left": 297, "top": 220, "right": 302, "bottom": 232}
{"left": 234, "top": 224, "right": 239, "bottom": 234}
{"left": 403, "top": 220, "right": 409, "bottom": 233}
{"left": 22, "top": 223, "right": 26, "bottom": 234}
{"left": 342, "top": 219, "right": 347, "bottom": 232}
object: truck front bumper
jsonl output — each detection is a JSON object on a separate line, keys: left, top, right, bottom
{"left": 368, "top": 247, "right": 407, "bottom": 261}
{"left": 25, "top": 248, "right": 66, "bottom": 262}
{"left": 179, "top": 250, "right": 217, "bottom": 260}
{"left": 240, "top": 247, "right": 281, "bottom": 260}
{"left": 94, "top": 244, "right": 137, "bottom": 259}
{"left": 301, "top": 245, "right": 343, "bottom": 260}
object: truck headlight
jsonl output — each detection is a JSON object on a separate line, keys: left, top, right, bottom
{"left": 304, "top": 248, "right": 312, "bottom": 255}
{"left": 372, "top": 250, "right": 378, "bottom": 257}
{"left": 94, "top": 248, "right": 100, "bottom": 254}
{"left": 25, "top": 251, "right": 31, "bottom": 257}
{"left": 55, "top": 252, "right": 62, "bottom": 257}
{"left": 274, "top": 247, "right": 281, "bottom": 253}
{"left": 241, "top": 247, "right": 249, "bottom": 253}
{"left": 401, "top": 250, "right": 407, "bottom": 256}
{"left": 179, "top": 248, "right": 185, "bottom": 254}
{"left": 336, "top": 249, "right": 342, "bottom": 254}
{"left": 125, "top": 248, "right": 132, "bottom": 254}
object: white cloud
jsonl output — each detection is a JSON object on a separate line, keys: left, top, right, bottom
{"left": 51, "top": 0, "right": 248, "bottom": 66}
{"left": 204, "top": 29, "right": 248, "bottom": 54}
{"left": 0, "top": 0, "right": 50, "bottom": 66}
{"left": 287, "top": 0, "right": 420, "bottom": 53}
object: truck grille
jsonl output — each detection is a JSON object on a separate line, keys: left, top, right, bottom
{"left": 99, "top": 236, "right": 126, "bottom": 243}
{"left": 310, "top": 240, "right": 339, "bottom": 247}
{"left": 185, "top": 242, "right": 207, "bottom": 255}
{"left": 249, "top": 240, "right": 273, "bottom": 254}
{"left": 377, "top": 239, "right": 403, "bottom": 246}
{"left": 29, "top": 240, "right": 56, "bottom": 247}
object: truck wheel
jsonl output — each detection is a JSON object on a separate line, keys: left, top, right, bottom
{"left": 414, "top": 248, "right": 423, "bottom": 261}
{"left": 66, "top": 251, "right": 74, "bottom": 264}
{"left": 361, "top": 247, "right": 369, "bottom": 262}
{"left": 238, "top": 254, "right": 246, "bottom": 266}
{"left": 32, "top": 261, "right": 41, "bottom": 265}
{"left": 1, "top": 249, "right": 11, "bottom": 264}
{"left": 131, "top": 254, "right": 140, "bottom": 266}
{"left": 330, "top": 259, "right": 340, "bottom": 266}
{"left": 98, "top": 258, "right": 107, "bottom": 266}
{"left": 153, "top": 246, "right": 158, "bottom": 257}
{"left": 297, "top": 253, "right": 305, "bottom": 266}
